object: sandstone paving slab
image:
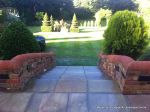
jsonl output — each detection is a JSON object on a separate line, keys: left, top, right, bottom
{"left": 46, "top": 66, "right": 67, "bottom": 74}
{"left": 67, "top": 93, "right": 88, "bottom": 112}
{"left": 27, "top": 93, "right": 68, "bottom": 112}
{"left": 26, "top": 93, "right": 43, "bottom": 112}
{"left": 26, "top": 79, "right": 57, "bottom": 92}
{"left": 88, "top": 80, "right": 121, "bottom": 93}
{"left": 0, "top": 93, "right": 32, "bottom": 112}
{"left": 66, "top": 66, "right": 84, "bottom": 73}
{"left": 40, "top": 72, "right": 63, "bottom": 80}
{"left": 85, "top": 72, "right": 108, "bottom": 80}
{"left": 84, "top": 66, "right": 100, "bottom": 73}
{"left": 88, "top": 93, "right": 130, "bottom": 112}
{"left": 126, "top": 95, "right": 150, "bottom": 112}
{"left": 55, "top": 79, "right": 87, "bottom": 92}
{"left": 39, "top": 93, "right": 68, "bottom": 112}
{"left": 61, "top": 73, "right": 86, "bottom": 80}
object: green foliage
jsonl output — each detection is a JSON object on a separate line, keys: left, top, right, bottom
{"left": 41, "top": 26, "right": 52, "bottom": 32}
{"left": 138, "top": 47, "right": 150, "bottom": 61}
{"left": 0, "top": 10, "right": 6, "bottom": 23}
{"left": 70, "top": 28, "right": 80, "bottom": 32}
{"left": 41, "top": 13, "right": 52, "bottom": 32}
{"left": 70, "top": 13, "right": 79, "bottom": 32}
{"left": 50, "top": 15, "right": 54, "bottom": 31}
{"left": 0, "top": 21, "right": 40, "bottom": 60}
{"left": 95, "top": 8, "right": 112, "bottom": 27}
{"left": 104, "top": 10, "right": 148, "bottom": 59}
{"left": 35, "top": 12, "right": 44, "bottom": 21}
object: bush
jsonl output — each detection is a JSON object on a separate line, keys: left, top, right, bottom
{"left": 41, "top": 13, "right": 52, "bottom": 32}
{"left": 70, "top": 28, "right": 80, "bottom": 32}
{"left": 138, "top": 47, "right": 150, "bottom": 61}
{"left": 104, "top": 10, "right": 148, "bottom": 59}
{"left": 0, "top": 21, "right": 40, "bottom": 60}
{"left": 41, "top": 26, "right": 52, "bottom": 32}
{"left": 70, "top": 13, "right": 79, "bottom": 33}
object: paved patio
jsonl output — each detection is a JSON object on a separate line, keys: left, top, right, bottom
{"left": 0, "top": 66, "right": 150, "bottom": 112}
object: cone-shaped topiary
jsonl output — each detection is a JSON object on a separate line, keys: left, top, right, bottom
{"left": 104, "top": 10, "right": 148, "bottom": 59}
{"left": 70, "top": 13, "right": 79, "bottom": 32}
{"left": 50, "top": 15, "right": 54, "bottom": 31}
{"left": 0, "top": 21, "right": 40, "bottom": 60}
{"left": 41, "top": 13, "right": 52, "bottom": 32}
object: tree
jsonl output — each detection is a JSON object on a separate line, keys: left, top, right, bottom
{"left": 41, "top": 13, "right": 52, "bottom": 32}
{"left": 35, "top": 12, "right": 44, "bottom": 21}
{"left": 104, "top": 10, "right": 148, "bottom": 59}
{"left": 70, "top": 13, "right": 79, "bottom": 32}
{"left": 73, "top": 0, "right": 138, "bottom": 13}
{"left": 95, "top": 8, "right": 112, "bottom": 27}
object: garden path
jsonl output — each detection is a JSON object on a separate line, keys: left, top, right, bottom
{"left": 0, "top": 66, "right": 149, "bottom": 112}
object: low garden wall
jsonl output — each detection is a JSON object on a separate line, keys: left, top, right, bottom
{"left": 98, "top": 54, "right": 150, "bottom": 94}
{"left": 0, "top": 52, "right": 55, "bottom": 90}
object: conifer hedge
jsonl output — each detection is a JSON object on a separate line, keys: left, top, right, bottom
{"left": 104, "top": 10, "right": 148, "bottom": 59}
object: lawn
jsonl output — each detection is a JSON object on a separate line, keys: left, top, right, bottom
{"left": 46, "top": 39, "right": 104, "bottom": 66}
{"left": 27, "top": 26, "right": 105, "bottom": 65}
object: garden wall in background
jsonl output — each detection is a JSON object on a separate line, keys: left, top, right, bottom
{"left": 98, "top": 54, "right": 150, "bottom": 94}
{"left": 0, "top": 52, "right": 55, "bottom": 90}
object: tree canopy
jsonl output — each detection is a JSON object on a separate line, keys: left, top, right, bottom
{"left": 0, "top": 0, "right": 139, "bottom": 24}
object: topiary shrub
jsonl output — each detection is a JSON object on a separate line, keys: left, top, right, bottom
{"left": 41, "top": 13, "right": 52, "bottom": 32}
{"left": 50, "top": 15, "right": 54, "bottom": 31}
{"left": 70, "top": 13, "right": 79, "bottom": 33}
{"left": 0, "top": 21, "right": 40, "bottom": 60}
{"left": 138, "top": 47, "right": 150, "bottom": 61}
{"left": 104, "top": 10, "right": 149, "bottom": 59}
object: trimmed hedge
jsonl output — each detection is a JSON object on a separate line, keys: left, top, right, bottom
{"left": 104, "top": 10, "right": 148, "bottom": 59}
{"left": 0, "top": 21, "right": 40, "bottom": 60}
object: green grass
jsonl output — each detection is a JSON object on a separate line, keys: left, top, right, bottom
{"left": 27, "top": 26, "right": 104, "bottom": 65}
{"left": 46, "top": 40, "right": 104, "bottom": 66}
{"left": 28, "top": 26, "right": 41, "bottom": 33}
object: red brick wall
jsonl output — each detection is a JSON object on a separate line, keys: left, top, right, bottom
{"left": 98, "top": 54, "right": 150, "bottom": 94}
{"left": 0, "top": 52, "right": 55, "bottom": 90}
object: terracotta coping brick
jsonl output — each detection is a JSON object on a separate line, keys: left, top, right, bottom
{"left": 127, "top": 61, "right": 150, "bottom": 73}
{"left": 0, "top": 52, "right": 54, "bottom": 73}
{"left": 99, "top": 54, "right": 135, "bottom": 71}
{"left": 0, "top": 61, "right": 14, "bottom": 72}
{"left": 119, "top": 56, "right": 134, "bottom": 71}
{"left": 99, "top": 54, "right": 107, "bottom": 59}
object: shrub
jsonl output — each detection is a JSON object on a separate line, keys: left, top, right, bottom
{"left": 70, "top": 13, "right": 79, "bottom": 32}
{"left": 41, "top": 13, "right": 52, "bottom": 32}
{"left": 138, "top": 47, "right": 150, "bottom": 61}
{"left": 104, "top": 10, "right": 149, "bottom": 59}
{"left": 50, "top": 15, "right": 54, "bottom": 31}
{"left": 0, "top": 21, "right": 40, "bottom": 60}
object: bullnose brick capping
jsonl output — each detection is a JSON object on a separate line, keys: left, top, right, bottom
{"left": 98, "top": 54, "right": 150, "bottom": 94}
{"left": 0, "top": 52, "right": 55, "bottom": 90}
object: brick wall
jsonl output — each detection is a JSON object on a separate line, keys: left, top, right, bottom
{"left": 98, "top": 54, "right": 150, "bottom": 94}
{"left": 0, "top": 52, "right": 55, "bottom": 90}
